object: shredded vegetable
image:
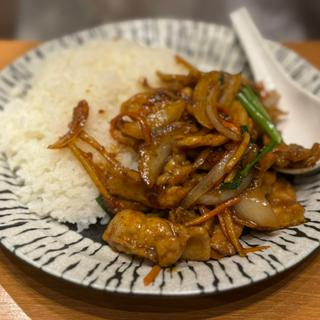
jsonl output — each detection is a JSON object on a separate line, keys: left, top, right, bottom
{"left": 185, "top": 197, "right": 240, "bottom": 226}
{"left": 143, "top": 265, "right": 162, "bottom": 286}
{"left": 237, "top": 85, "right": 282, "bottom": 144}
{"left": 222, "top": 85, "right": 283, "bottom": 190}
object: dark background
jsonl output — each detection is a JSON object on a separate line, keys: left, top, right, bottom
{"left": 2, "top": 0, "right": 320, "bottom": 41}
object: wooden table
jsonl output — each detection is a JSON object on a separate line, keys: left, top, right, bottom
{"left": 1, "top": 41, "right": 320, "bottom": 320}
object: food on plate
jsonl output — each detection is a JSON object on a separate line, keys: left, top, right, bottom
{"left": 48, "top": 49, "right": 319, "bottom": 277}
{"left": 1, "top": 39, "right": 319, "bottom": 285}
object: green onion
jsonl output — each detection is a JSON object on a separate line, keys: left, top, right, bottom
{"left": 240, "top": 125, "right": 249, "bottom": 134}
{"left": 220, "top": 175, "right": 242, "bottom": 190}
{"left": 221, "top": 85, "right": 282, "bottom": 190}
{"left": 221, "top": 141, "right": 276, "bottom": 190}
{"left": 240, "top": 141, "right": 277, "bottom": 176}
{"left": 237, "top": 86, "right": 282, "bottom": 144}
{"left": 241, "top": 86, "right": 271, "bottom": 121}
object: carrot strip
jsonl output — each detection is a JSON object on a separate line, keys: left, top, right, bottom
{"left": 222, "top": 209, "right": 245, "bottom": 256}
{"left": 185, "top": 197, "right": 240, "bottom": 227}
{"left": 144, "top": 265, "right": 162, "bottom": 286}
{"left": 242, "top": 246, "right": 270, "bottom": 254}
{"left": 218, "top": 213, "right": 231, "bottom": 242}
{"left": 231, "top": 213, "right": 259, "bottom": 229}
{"left": 222, "top": 209, "right": 269, "bottom": 256}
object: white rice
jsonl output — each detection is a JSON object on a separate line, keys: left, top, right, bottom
{"left": 0, "top": 40, "right": 187, "bottom": 230}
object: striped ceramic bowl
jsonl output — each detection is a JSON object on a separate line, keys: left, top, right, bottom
{"left": 0, "top": 19, "right": 320, "bottom": 296}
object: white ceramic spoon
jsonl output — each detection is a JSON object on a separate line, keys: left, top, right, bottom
{"left": 230, "top": 7, "right": 320, "bottom": 175}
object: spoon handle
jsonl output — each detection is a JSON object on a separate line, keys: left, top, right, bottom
{"left": 230, "top": 7, "right": 284, "bottom": 91}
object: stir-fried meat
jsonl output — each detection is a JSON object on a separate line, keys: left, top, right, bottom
{"left": 168, "top": 207, "right": 211, "bottom": 260}
{"left": 100, "top": 193, "right": 149, "bottom": 214}
{"left": 156, "top": 154, "right": 193, "bottom": 186}
{"left": 182, "top": 226, "right": 211, "bottom": 261}
{"left": 104, "top": 209, "right": 211, "bottom": 266}
{"left": 260, "top": 143, "right": 320, "bottom": 170}
{"left": 104, "top": 169, "right": 153, "bottom": 206}
{"left": 266, "top": 177, "right": 304, "bottom": 228}
{"left": 176, "top": 133, "right": 229, "bottom": 148}
{"left": 103, "top": 210, "right": 189, "bottom": 267}
{"left": 157, "top": 185, "right": 193, "bottom": 208}
{"left": 49, "top": 54, "right": 315, "bottom": 272}
{"left": 168, "top": 207, "right": 198, "bottom": 224}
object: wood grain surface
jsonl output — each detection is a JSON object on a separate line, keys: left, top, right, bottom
{"left": 0, "top": 40, "right": 320, "bottom": 320}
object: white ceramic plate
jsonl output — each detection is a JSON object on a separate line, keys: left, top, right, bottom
{"left": 0, "top": 19, "right": 320, "bottom": 296}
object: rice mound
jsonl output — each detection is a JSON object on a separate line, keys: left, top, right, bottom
{"left": 0, "top": 40, "right": 187, "bottom": 229}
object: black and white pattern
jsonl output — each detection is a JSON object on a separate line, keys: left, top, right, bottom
{"left": 0, "top": 19, "right": 320, "bottom": 296}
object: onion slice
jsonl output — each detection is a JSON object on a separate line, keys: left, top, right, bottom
{"left": 175, "top": 55, "right": 201, "bottom": 78}
{"left": 139, "top": 136, "right": 172, "bottom": 188}
{"left": 111, "top": 112, "right": 152, "bottom": 145}
{"left": 181, "top": 149, "right": 236, "bottom": 208}
{"left": 68, "top": 143, "right": 110, "bottom": 200}
{"left": 197, "top": 172, "right": 253, "bottom": 206}
{"left": 192, "top": 72, "right": 220, "bottom": 129}
{"left": 206, "top": 93, "right": 241, "bottom": 141}
{"left": 48, "top": 100, "right": 89, "bottom": 149}
{"left": 234, "top": 188, "right": 278, "bottom": 229}
{"left": 224, "top": 132, "right": 250, "bottom": 172}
